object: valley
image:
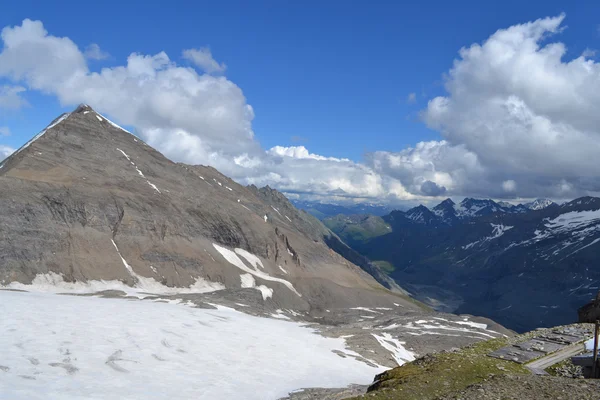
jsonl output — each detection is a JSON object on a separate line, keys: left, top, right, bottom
{"left": 322, "top": 197, "right": 600, "bottom": 332}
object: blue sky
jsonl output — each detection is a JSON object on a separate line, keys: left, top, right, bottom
{"left": 2, "top": 1, "right": 600, "bottom": 204}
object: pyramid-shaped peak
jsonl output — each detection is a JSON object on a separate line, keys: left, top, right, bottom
{"left": 0, "top": 104, "right": 141, "bottom": 176}
{"left": 434, "top": 198, "right": 455, "bottom": 208}
{"left": 74, "top": 103, "right": 95, "bottom": 114}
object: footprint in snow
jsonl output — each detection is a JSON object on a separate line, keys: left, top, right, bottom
{"left": 161, "top": 329, "right": 184, "bottom": 338}
{"left": 49, "top": 362, "right": 78, "bottom": 375}
{"left": 27, "top": 357, "right": 40, "bottom": 365}
{"left": 105, "top": 350, "right": 130, "bottom": 373}
{"left": 0, "top": 366, "right": 9, "bottom": 372}
{"left": 207, "top": 313, "right": 229, "bottom": 321}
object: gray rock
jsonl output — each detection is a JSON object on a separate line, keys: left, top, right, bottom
{"left": 0, "top": 105, "right": 417, "bottom": 313}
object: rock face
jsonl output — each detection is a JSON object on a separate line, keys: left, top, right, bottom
{"left": 578, "top": 292, "right": 600, "bottom": 323}
{"left": 0, "top": 105, "right": 411, "bottom": 311}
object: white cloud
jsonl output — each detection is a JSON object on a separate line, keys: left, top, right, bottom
{"left": 0, "top": 19, "right": 87, "bottom": 92}
{"left": 368, "top": 140, "right": 484, "bottom": 197}
{"left": 182, "top": 48, "right": 226, "bottom": 74}
{"left": 0, "top": 85, "right": 27, "bottom": 109}
{"left": 0, "top": 127, "right": 10, "bottom": 136}
{"left": 502, "top": 180, "right": 516, "bottom": 193}
{"left": 582, "top": 48, "right": 596, "bottom": 58}
{"left": 3, "top": 16, "right": 600, "bottom": 204}
{"left": 268, "top": 146, "right": 349, "bottom": 162}
{"left": 420, "top": 14, "right": 600, "bottom": 199}
{"left": 406, "top": 92, "right": 416, "bottom": 104}
{"left": 0, "top": 19, "right": 414, "bottom": 203}
{"left": 0, "top": 144, "right": 14, "bottom": 161}
{"left": 84, "top": 43, "right": 109, "bottom": 60}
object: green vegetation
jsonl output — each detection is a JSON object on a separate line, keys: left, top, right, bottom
{"left": 349, "top": 337, "right": 529, "bottom": 400}
{"left": 373, "top": 260, "right": 395, "bottom": 273}
{"left": 305, "top": 208, "right": 327, "bottom": 220}
{"left": 545, "top": 358, "right": 572, "bottom": 376}
{"left": 323, "top": 215, "right": 391, "bottom": 246}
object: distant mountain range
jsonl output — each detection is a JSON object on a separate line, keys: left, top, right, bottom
{"left": 324, "top": 196, "right": 600, "bottom": 332}
{"left": 291, "top": 200, "right": 393, "bottom": 219}
{"left": 293, "top": 197, "right": 557, "bottom": 221}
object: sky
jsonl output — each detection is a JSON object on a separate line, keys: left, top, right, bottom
{"left": 1, "top": 0, "right": 600, "bottom": 207}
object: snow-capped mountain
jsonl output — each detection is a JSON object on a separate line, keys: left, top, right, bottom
{"left": 524, "top": 198, "right": 556, "bottom": 210}
{"left": 326, "top": 195, "right": 600, "bottom": 333}
{"left": 376, "top": 198, "right": 532, "bottom": 227}
{"left": 404, "top": 205, "right": 439, "bottom": 224}
{"left": 432, "top": 198, "right": 459, "bottom": 224}
{"left": 454, "top": 198, "right": 506, "bottom": 217}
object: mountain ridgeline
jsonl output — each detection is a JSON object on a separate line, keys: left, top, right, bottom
{"left": 0, "top": 105, "right": 411, "bottom": 312}
{"left": 324, "top": 197, "right": 600, "bottom": 332}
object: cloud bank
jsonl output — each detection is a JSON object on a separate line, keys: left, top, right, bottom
{"left": 1, "top": 16, "right": 600, "bottom": 204}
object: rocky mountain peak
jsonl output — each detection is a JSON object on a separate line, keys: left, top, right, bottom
{"left": 0, "top": 105, "right": 413, "bottom": 313}
{"left": 405, "top": 204, "right": 437, "bottom": 224}
{"left": 524, "top": 198, "right": 556, "bottom": 210}
{"left": 456, "top": 197, "right": 503, "bottom": 217}
{"left": 561, "top": 196, "right": 600, "bottom": 212}
{"left": 437, "top": 198, "right": 455, "bottom": 207}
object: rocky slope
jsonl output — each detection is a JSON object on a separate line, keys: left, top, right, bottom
{"left": 0, "top": 105, "right": 413, "bottom": 313}
{"left": 325, "top": 197, "right": 599, "bottom": 332}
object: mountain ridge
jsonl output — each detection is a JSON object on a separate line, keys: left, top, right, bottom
{"left": 0, "top": 104, "right": 411, "bottom": 312}
{"left": 324, "top": 194, "right": 600, "bottom": 332}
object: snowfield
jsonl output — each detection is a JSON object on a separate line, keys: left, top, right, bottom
{"left": 0, "top": 290, "right": 384, "bottom": 400}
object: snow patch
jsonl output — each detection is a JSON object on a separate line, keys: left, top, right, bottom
{"left": 240, "top": 274, "right": 255, "bottom": 288}
{"left": 213, "top": 244, "right": 301, "bottom": 297}
{"left": 350, "top": 307, "right": 382, "bottom": 314}
{"left": 147, "top": 181, "right": 161, "bottom": 193}
{"left": 454, "top": 320, "right": 488, "bottom": 330}
{"left": 271, "top": 311, "right": 291, "bottom": 320}
{"left": 462, "top": 223, "right": 513, "bottom": 250}
{"left": 371, "top": 333, "right": 415, "bottom": 366}
{"left": 235, "top": 248, "right": 265, "bottom": 270}
{"left": 95, "top": 110, "right": 132, "bottom": 134}
{"left": 1, "top": 271, "right": 225, "bottom": 299}
{"left": 111, "top": 239, "right": 135, "bottom": 276}
{"left": 256, "top": 285, "right": 273, "bottom": 300}
{"left": 116, "top": 148, "right": 131, "bottom": 161}
{"left": 271, "top": 206, "right": 282, "bottom": 217}
{"left": 0, "top": 290, "right": 384, "bottom": 400}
